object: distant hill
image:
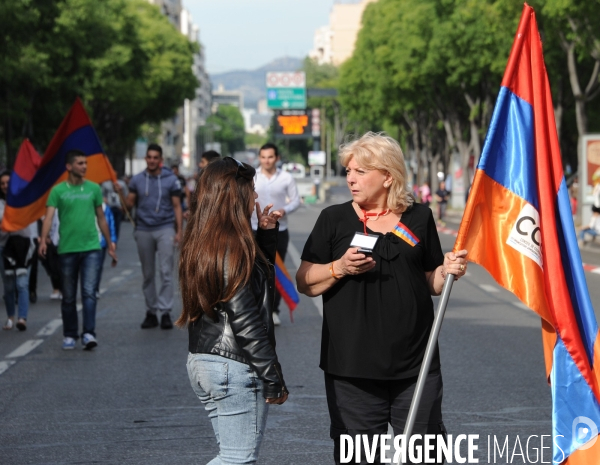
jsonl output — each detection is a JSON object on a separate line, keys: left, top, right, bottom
{"left": 210, "top": 57, "right": 304, "bottom": 110}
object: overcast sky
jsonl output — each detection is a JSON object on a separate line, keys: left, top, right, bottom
{"left": 185, "top": 0, "right": 336, "bottom": 74}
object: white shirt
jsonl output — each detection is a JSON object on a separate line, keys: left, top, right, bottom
{"left": 589, "top": 214, "right": 600, "bottom": 233}
{"left": 251, "top": 167, "right": 300, "bottom": 231}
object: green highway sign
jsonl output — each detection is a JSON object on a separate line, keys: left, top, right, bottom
{"left": 266, "top": 72, "right": 307, "bottom": 110}
{"left": 267, "top": 87, "right": 306, "bottom": 110}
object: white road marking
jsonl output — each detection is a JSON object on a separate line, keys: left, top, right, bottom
{"left": 6, "top": 340, "right": 45, "bottom": 358}
{"left": 0, "top": 361, "right": 16, "bottom": 375}
{"left": 288, "top": 242, "right": 323, "bottom": 317}
{"left": 2, "top": 267, "right": 134, "bottom": 376}
{"left": 479, "top": 284, "right": 499, "bottom": 293}
{"left": 287, "top": 242, "right": 302, "bottom": 267}
{"left": 36, "top": 319, "right": 63, "bottom": 337}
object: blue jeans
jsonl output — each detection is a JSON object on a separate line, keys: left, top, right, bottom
{"left": 60, "top": 250, "right": 102, "bottom": 338}
{"left": 187, "top": 353, "right": 269, "bottom": 464}
{"left": 579, "top": 228, "right": 599, "bottom": 242}
{"left": 94, "top": 247, "right": 107, "bottom": 294}
{"left": 3, "top": 266, "right": 31, "bottom": 320}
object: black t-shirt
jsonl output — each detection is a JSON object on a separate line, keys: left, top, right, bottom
{"left": 176, "top": 175, "right": 187, "bottom": 203}
{"left": 301, "top": 201, "right": 444, "bottom": 380}
{"left": 436, "top": 189, "right": 450, "bottom": 204}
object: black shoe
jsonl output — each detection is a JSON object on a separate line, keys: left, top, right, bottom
{"left": 141, "top": 312, "right": 159, "bottom": 329}
{"left": 29, "top": 291, "right": 37, "bottom": 304}
{"left": 161, "top": 312, "right": 173, "bottom": 330}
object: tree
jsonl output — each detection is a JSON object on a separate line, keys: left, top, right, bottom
{"left": 543, "top": 0, "right": 600, "bottom": 153}
{"left": 303, "top": 57, "right": 348, "bottom": 172}
{"left": 339, "top": 0, "right": 527, "bottom": 193}
{"left": 0, "top": 0, "right": 198, "bottom": 173}
{"left": 205, "top": 105, "right": 245, "bottom": 156}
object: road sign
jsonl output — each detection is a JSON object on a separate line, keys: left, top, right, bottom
{"left": 274, "top": 110, "right": 312, "bottom": 139}
{"left": 266, "top": 72, "right": 307, "bottom": 110}
{"left": 266, "top": 72, "right": 305, "bottom": 88}
{"left": 308, "top": 151, "right": 326, "bottom": 166}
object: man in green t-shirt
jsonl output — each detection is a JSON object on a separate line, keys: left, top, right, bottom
{"left": 39, "top": 149, "right": 118, "bottom": 351}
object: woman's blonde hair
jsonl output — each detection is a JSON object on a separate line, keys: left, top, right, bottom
{"left": 339, "top": 132, "right": 414, "bottom": 212}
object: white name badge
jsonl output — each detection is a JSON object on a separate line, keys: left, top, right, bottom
{"left": 350, "top": 232, "right": 379, "bottom": 254}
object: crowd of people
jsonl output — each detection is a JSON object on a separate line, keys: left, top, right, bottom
{"left": 1, "top": 133, "right": 473, "bottom": 463}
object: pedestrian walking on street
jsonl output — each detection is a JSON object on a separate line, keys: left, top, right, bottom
{"left": 171, "top": 163, "right": 190, "bottom": 212}
{"left": 251, "top": 143, "right": 300, "bottom": 325}
{"left": 435, "top": 180, "right": 450, "bottom": 225}
{"left": 94, "top": 200, "right": 117, "bottom": 298}
{"left": 197, "top": 149, "right": 220, "bottom": 171}
{"left": 39, "top": 149, "right": 118, "bottom": 350}
{"left": 121, "top": 144, "right": 182, "bottom": 330}
{"left": 1, "top": 170, "right": 37, "bottom": 331}
{"left": 40, "top": 214, "right": 62, "bottom": 300}
{"left": 101, "top": 178, "right": 128, "bottom": 240}
{"left": 296, "top": 132, "right": 468, "bottom": 464}
{"left": 178, "top": 157, "right": 288, "bottom": 464}
{"left": 2, "top": 220, "right": 37, "bottom": 331}
{"left": 419, "top": 181, "right": 432, "bottom": 207}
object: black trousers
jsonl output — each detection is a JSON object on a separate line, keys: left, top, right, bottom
{"left": 325, "top": 370, "right": 446, "bottom": 465}
{"left": 40, "top": 242, "right": 62, "bottom": 290}
{"left": 273, "top": 229, "right": 289, "bottom": 314}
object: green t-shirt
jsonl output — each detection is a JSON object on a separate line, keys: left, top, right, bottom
{"left": 47, "top": 180, "right": 103, "bottom": 254}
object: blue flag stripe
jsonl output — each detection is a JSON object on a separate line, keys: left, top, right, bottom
{"left": 552, "top": 336, "right": 600, "bottom": 462}
{"left": 556, "top": 179, "right": 599, "bottom": 363}
{"left": 8, "top": 125, "right": 103, "bottom": 208}
{"left": 479, "top": 87, "right": 538, "bottom": 210}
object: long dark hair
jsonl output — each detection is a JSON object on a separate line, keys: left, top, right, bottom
{"left": 176, "top": 158, "right": 266, "bottom": 326}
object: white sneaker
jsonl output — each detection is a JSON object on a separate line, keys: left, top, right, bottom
{"left": 82, "top": 333, "right": 97, "bottom": 350}
{"left": 272, "top": 312, "right": 281, "bottom": 326}
{"left": 50, "top": 291, "right": 62, "bottom": 300}
{"left": 62, "top": 337, "right": 76, "bottom": 350}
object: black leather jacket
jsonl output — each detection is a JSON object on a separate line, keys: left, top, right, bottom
{"left": 188, "top": 227, "right": 287, "bottom": 399}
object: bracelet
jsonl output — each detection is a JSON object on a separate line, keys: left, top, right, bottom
{"left": 329, "top": 261, "right": 341, "bottom": 280}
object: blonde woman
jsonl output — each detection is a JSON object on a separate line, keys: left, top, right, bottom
{"left": 297, "top": 132, "right": 468, "bottom": 464}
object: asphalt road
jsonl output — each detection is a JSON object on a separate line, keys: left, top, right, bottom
{"left": 1, "top": 185, "right": 600, "bottom": 464}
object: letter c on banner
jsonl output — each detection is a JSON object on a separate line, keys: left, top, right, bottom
{"left": 516, "top": 216, "right": 541, "bottom": 246}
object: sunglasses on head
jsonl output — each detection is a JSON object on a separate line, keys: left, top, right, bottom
{"left": 224, "top": 157, "right": 254, "bottom": 180}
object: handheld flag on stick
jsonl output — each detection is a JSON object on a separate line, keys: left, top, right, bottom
{"left": 2, "top": 98, "right": 117, "bottom": 232}
{"left": 274, "top": 252, "right": 299, "bottom": 321}
{"left": 455, "top": 4, "right": 600, "bottom": 463}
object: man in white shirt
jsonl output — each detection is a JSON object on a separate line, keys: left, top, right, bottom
{"left": 251, "top": 143, "right": 300, "bottom": 325}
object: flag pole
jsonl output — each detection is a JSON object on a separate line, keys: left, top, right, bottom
{"left": 397, "top": 273, "right": 456, "bottom": 465}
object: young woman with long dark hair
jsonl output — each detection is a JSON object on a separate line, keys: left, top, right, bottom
{"left": 177, "top": 157, "right": 288, "bottom": 464}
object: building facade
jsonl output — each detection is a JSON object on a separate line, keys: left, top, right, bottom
{"left": 146, "top": 0, "right": 211, "bottom": 173}
{"left": 212, "top": 84, "right": 244, "bottom": 111}
{"left": 309, "top": 0, "right": 376, "bottom": 66}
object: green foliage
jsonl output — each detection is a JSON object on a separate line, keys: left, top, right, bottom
{"left": 338, "top": 0, "right": 600, "bottom": 177}
{"left": 245, "top": 132, "right": 268, "bottom": 150}
{"left": 206, "top": 105, "right": 245, "bottom": 156}
{"left": 0, "top": 0, "right": 198, "bottom": 172}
